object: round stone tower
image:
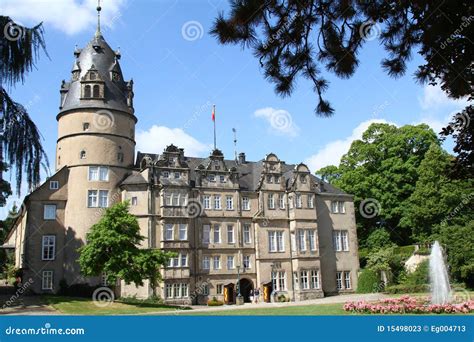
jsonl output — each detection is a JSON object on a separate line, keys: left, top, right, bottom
{"left": 56, "top": 12, "right": 137, "bottom": 284}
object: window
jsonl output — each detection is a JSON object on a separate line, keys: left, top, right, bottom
{"left": 165, "top": 284, "right": 173, "bottom": 298}
{"left": 164, "top": 193, "right": 172, "bottom": 206}
{"left": 242, "top": 197, "right": 250, "bottom": 210}
{"left": 310, "top": 270, "right": 320, "bottom": 289}
{"left": 331, "top": 201, "right": 345, "bottom": 213}
{"left": 202, "top": 225, "right": 210, "bottom": 244}
{"left": 226, "top": 196, "right": 233, "bottom": 210}
{"left": 295, "top": 194, "right": 302, "bottom": 208}
{"left": 227, "top": 225, "right": 234, "bottom": 244}
{"left": 219, "top": 175, "right": 226, "bottom": 183}
{"left": 181, "top": 254, "right": 188, "bottom": 267}
{"left": 131, "top": 196, "right": 138, "bottom": 206}
{"left": 42, "top": 235, "right": 55, "bottom": 260}
{"left": 181, "top": 283, "right": 189, "bottom": 297}
{"left": 99, "top": 190, "right": 109, "bottom": 208}
{"left": 93, "top": 85, "right": 100, "bottom": 98}
{"left": 172, "top": 193, "right": 180, "bottom": 206}
{"left": 227, "top": 256, "right": 234, "bottom": 269}
{"left": 333, "top": 230, "right": 349, "bottom": 251}
{"left": 266, "top": 175, "right": 272, "bottom": 183}
{"left": 274, "top": 176, "right": 280, "bottom": 183}
{"left": 308, "top": 230, "right": 316, "bottom": 251}
{"left": 203, "top": 195, "right": 211, "bottom": 210}
{"left": 268, "top": 193, "right": 275, "bottom": 209}
{"left": 117, "top": 152, "right": 124, "bottom": 162}
{"left": 298, "top": 230, "right": 306, "bottom": 251}
{"left": 336, "top": 272, "right": 343, "bottom": 290}
{"left": 49, "top": 181, "right": 59, "bottom": 190}
{"left": 172, "top": 256, "right": 179, "bottom": 267}
{"left": 344, "top": 271, "right": 351, "bottom": 289}
{"left": 80, "top": 150, "right": 86, "bottom": 159}
{"left": 213, "top": 256, "right": 221, "bottom": 270}
{"left": 174, "top": 172, "right": 180, "bottom": 179}
{"left": 202, "top": 284, "right": 209, "bottom": 295}
{"left": 308, "top": 194, "right": 314, "bottom": 208}
{"left": 279, "top": 194, "right": 285, "bottom": 209}
{"left": 165, "top": 224, "right": 174, "bottom": 241}
{"left": 300, "top": 174, "right": 307, "bottom": 183}
{"left": 84, "top": 85, "right": 91, "bottom": 98}
{"left": 213, "top": 225, "right": 221, "bottom": 243}
{"left": 202, "top": 256, "right": 210, "bottom": 270}
{"left": 243, "top": 255, "right": 251, "bottom": 269}
{"left": 269, "top": 231, "right": 284, "bottom": 252}
{"left": 88, "top": 190, "right": 98, "bottom": 208}
{"left": 208, "top": 174, "right": 216, "bottom": 182}
{"left": 174, "top": 284, "right": 181, "bottom": 298}
{"left": 216, "top": 284, "right": 223, "bottom": 295}
{"left": 300, "top": 270, "right": 309, "bottom": 289}
{"left": 213, "top": 195, "right": 221, "bottom": 210}
{"left": 44, "top": 204, "right": 56, "bottom": 220}
{"left": 338, "top": 201, "right": 346, "bottom": 213}
{"left": 179, "top": 224, "right": 187, "bottom": 240}
{"left": 162, "top": 171, "right": 169, "bottom": 178}
{"left": 271, "top": 271, "right": 286, "bottom": 291}
{"left": 83, "top": 122, "right": 90, "bottom": 131}
{"left": 243, "top": 224, "right": 251, "bottom": 244}
{"left": 42, "top": 271, "right": 53, "bottom": 290}
{"left": 88, "top": 166, "right": 109, "bottom": 181}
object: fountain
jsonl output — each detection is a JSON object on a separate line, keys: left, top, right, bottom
{"left": 429, "top": 241, "right": 451, "bottom": 304}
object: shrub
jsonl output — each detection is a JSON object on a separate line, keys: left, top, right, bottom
{"left": 366, "top": 229, "right": 394, "bottom": 251}
{"left": 405, "top": 260, "right": 429, "bottom": 285}
{"left": 120, "top": 295, "right": 163, "bottom": 305}
{"left": 357, "top": 269, "right": 381, "bottom": 293}
{"left": 207, "top": 297, "right": 224, "bottom": 306}
{"left": 277, "top": 294, "right": 289, "bottom": 302}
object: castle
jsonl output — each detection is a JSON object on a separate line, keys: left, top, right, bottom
{"left": 5, "top": 11, "right": 360, "bottom": 304}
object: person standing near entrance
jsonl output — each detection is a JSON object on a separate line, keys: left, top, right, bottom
{"left": 249, "top": 288, "right": 254, "bottom": 303}
{"left": 255, "top": 287, "right": 260, "bottom": 303}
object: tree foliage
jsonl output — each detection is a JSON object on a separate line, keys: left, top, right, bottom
{"left": 318, "top": 123, "right": 438, "bottom": 244}
{"left": 0, "top": 16, "right": 49, "bottom": 199}
{"left": 79, "top": 202, "right": 173, "bottom": 290}
{"left": 212, "top": 1, "right": 473, "bottom": 174}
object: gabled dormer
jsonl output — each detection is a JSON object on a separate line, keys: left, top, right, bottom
{"left": 80, "top": 64, "right": 105, "bottom": 99}
{"left": 257, "top": 153, "right": 284, "bottom": 190}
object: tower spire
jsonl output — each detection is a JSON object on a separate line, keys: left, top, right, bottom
{"left": 95, "top": 0, "right": 102, "bottom": 37}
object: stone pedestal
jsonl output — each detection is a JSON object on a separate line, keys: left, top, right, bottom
{"left": 236, "top": 295, "right": 244, "bottom": 305}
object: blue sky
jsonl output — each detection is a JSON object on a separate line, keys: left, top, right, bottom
{"left": 1, "top": 0, "right": 468, "bottom": 216}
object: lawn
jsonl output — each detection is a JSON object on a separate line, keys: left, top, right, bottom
{"left": 41, "top": 296, "right": 189, "bottom": 315}
{"left": 180, "top": 303, "right": 347, "bottom": 316}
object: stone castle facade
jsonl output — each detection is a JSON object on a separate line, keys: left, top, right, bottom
{"left": 5, "top": 25, "right": 360, "bottom": 304}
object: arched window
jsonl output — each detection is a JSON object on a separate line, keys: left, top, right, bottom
{"left": 90, "top": 72, "right": 96, "bottom": 80}
{"left": 80, "top": 150, "right": 86, "bottom": 159}
{"left": 93, "top": 85, "right": 100, "bottom": 98}
{"left": 84, "top": 85, "right": 91, "bottom": 98}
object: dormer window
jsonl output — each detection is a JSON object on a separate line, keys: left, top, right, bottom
{"left": 93, "top": 85, "right": 100, "bottom": 98}
{"left": 111, "top": 71, "right": 121, "bottom": 82}
{"left": 90, "top": 72, "right": 97, "bottom": 80}
{"left": 81, "top": 65, "right": 104, "bottom": 99}
{"left": 84, "top": 85, "right": 91, "bottom": 98}
{"left": 300, "top": 175, "right": 307, "bottom": 183}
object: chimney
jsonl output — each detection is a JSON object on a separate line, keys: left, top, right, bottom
{"left": 238, "top": 152, "right": 246, "bottom": 164}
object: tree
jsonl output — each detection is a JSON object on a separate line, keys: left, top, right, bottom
{"left": 315, "top": 165, "right": 340, "bottom": 184}
{"left": 79, "top": 202, "right": 173, "bottom": 290}
{"left": 211, "top": 1, "right": 472, "bottom": 172}
{"left": 317, "top": 123, "right": 438, "bottom": 245}
{"left": 366, "top": 228, "right": 394, "bottom": 252}
{"left": 436, "top": 222, "right": 474, "bottom": 287}
{"left": 1, "top": 16, "right": 49, "bottom": 201}
{"left": 401, "top": 144, "right": 473, "bottom": 241}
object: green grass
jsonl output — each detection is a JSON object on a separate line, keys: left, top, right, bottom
{"left": 41, "top": 296, "right": 188, "bottom": 315}
{"left": 182, "top": 303, "right": 347, "bottom": 316}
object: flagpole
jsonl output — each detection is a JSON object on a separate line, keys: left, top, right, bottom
{"left": 213, "top": 104, "right": 216, "bottom": 151}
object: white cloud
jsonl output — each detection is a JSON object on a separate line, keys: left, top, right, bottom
{"left": 304, "top": 119, "right": 395, "bottom": 172}
{"left": 418, "top": 84, "right": 468, "bottom": 111}
{"left": 254, "top": 107, "right": 300, "bottom": 137}
{"left": 2, "top": 0, "right": 127, "bottom": 35}
{"left": 136, "top": 125, "right": 209, "bottom": 157}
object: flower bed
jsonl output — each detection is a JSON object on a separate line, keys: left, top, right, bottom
{"left": 343, "top": 295, "right": 474, "bottom": 314}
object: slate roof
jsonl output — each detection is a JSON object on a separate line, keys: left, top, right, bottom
{"left": 126, "top": 152, "right": 347, "bottom": 195}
